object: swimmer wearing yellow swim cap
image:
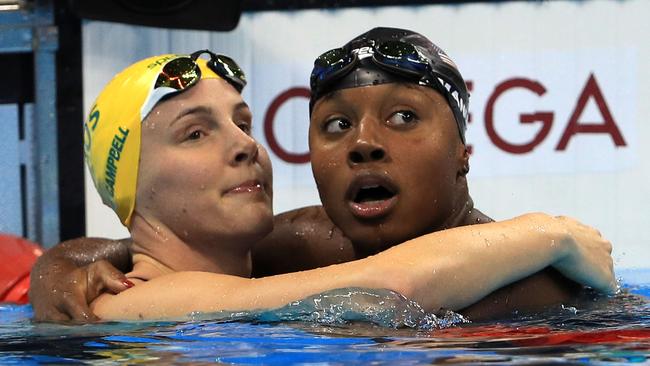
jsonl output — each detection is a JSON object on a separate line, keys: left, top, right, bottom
{"left": 84, "top": 50, "right": 246, "bottom": 226}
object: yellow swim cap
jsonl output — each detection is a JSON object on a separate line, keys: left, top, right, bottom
{"left": 84, "top": 51, "right": 245, "bottom": 227}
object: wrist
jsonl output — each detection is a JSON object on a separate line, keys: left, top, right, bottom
{"left": 519, "top": 212, "right": 572, "bottom": 262}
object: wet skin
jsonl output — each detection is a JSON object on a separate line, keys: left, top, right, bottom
{"left": 129, "top": 78, "right": 274, "bottom": 279}
{"left": 256, "top": 82, "right": 581, "bottom": 318}
{"left": 135, "top": 78, "right": 274, "bottom": 250}
{"left": 30, "top": 82, "right": 580, "bottom": 321}
{"left": 309, "top": 83, "right": 476, "bottom": 256}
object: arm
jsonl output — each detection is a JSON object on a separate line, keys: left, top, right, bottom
{"left": 29, "top": 237, "right": 133, "bottom": 322}
{"left": 92, "top": 213, "right": 615, "bottom": 320}
{"left": 31, "top": 205, "right": 347, "bottom": 322}
{"left": 256, "top": 207, "right": 600, "bottom": 319}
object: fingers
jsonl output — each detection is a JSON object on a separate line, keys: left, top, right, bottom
{"left": 32, "top": 307, "right": 71, "bottom": 323}
{"left": 61, "top": 289, "right": 100, "bottom": 322}
{"left": 98, "top": 265, "right": 134, "bottom": 294}
{"left": 86, "top": 260, "right": 131, "bottom": 300}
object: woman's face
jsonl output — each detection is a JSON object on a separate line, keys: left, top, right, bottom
{"left": 136, "top": 78, "right": 273, "bottom": 245}
{"left": 309, "top": 83, "right": 468, "bottom": 254}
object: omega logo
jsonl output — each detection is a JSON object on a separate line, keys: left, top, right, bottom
{"left": 263, "top": 73, "right": 625, "bottom": 163}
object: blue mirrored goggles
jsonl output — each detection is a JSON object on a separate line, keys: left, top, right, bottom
{"left": 310, "top": 40, "right": 434, "bottom": 97}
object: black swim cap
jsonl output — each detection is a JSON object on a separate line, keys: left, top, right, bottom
{"left": 309, "top": 27, "right": 469, "bottom": 144}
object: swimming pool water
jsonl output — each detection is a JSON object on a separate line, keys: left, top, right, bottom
{"left": 0, "top": 281, "right": 648, "bottom": 365}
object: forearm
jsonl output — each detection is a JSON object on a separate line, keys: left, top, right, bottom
{"left": 32, "top": 237, "right": 132, "bottom": 276}
{"left": 364, "top": 213, "right": 571, "bottom": 311}
{"left": 92, "top": 213, "right": 613, "bottom": 320}
{"left": 91, "top": 214, "right": 558, "bottom": 320}
{"left": 30, "top": 237, "right": 135, "bottom": 321}
{"left": 92, "top": 263, "right": 376, "bottom": 320}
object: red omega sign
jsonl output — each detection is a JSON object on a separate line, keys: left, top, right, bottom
{"left": 263, "top": 73, "right": 626, "bottom": 164}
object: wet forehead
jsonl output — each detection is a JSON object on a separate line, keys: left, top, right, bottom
{"left": 313, "top": 82, "right": 448, "bottom": 112}
{"left": 143, "top": 78, "right": 245, "bottom": 127}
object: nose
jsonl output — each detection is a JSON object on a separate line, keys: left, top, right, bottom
{"left": 230, "top": 128, "right": 259, "bottom": 166}
{"left": 347, "top": 120, "right": 386, "bottom": 166}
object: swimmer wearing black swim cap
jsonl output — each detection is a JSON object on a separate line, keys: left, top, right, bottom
{"left": 310, "top": 27, "right": 469, "bottom": 143}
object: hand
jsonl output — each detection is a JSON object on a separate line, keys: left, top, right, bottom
{"left": 548, "top": 215, "right": 616, "bottom": 294}
{"left": 30, "top": 260, "right": 133, "bottom": 322}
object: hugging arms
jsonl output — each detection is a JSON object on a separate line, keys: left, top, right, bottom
{"left": 30, "top": 28, "right": 616, "bottom": 322}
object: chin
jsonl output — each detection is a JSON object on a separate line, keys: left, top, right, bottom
{"left": 231, "top": 206, "right": 274, "bottom": 242}
{"left": 342, "top": 223, "right": 404, "bottom": 256}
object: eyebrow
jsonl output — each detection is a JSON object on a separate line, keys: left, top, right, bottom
{"left": 169, "top": 101, "right": 251, "bottom": 127}
{"left": 395, "top": 82, "right": 441, "bottom": 104}
{"left": 170, "top": 106, "right": 213, "bottom": 127}
{"left": 233, "top": 101, "right": 251, "bottom": 114}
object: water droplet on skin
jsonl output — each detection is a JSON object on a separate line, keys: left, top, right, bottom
{"left": 484, "top": 238, "right": 491, "bottom": 247}
{"left": 200, "top": 185, "right": 206, "bottom": 190}
{"left": 550, "top": 239, "right": 556, "bottom": 246}
{"left": 183, "top": 230, "right": 189, "bottom": 237}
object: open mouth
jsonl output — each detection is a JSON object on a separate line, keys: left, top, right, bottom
{"left": 353, "top": 184, "right": 396, "bottom": 203}
{"left": 347, "top": 175, "right": 399, "bottom": 219}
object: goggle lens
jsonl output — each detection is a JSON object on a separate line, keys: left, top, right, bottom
{"left": 374, "top": 41, "right": 429, "bottom": 75}
{"left": 376, "top": 40, "right": 417, "bottom": 59}
{"left": 155, "top": 57, "right": 201, "bottom": 90}
{"left": 312, "top": 48, "right": 354, "bottom": 85}
{"left": 209, "top": 54, "right": 247, "bottom": 92}
{"left": 311, "top": 41, "right": 432, "bottom": 95}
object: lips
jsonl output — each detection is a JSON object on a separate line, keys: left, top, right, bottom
{"left": 226, "top": 180, "right": 265, "bottom": 195}
{"left": 346, "top": 173, "right": 399, "bottom": 219}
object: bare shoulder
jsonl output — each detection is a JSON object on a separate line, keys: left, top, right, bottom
{"left": 252, "top": 206, "right": 356, "bottom": 277}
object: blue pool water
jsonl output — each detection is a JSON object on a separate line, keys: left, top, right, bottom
{"left": 0, "top": 275, "right": 648, "bottom": 365}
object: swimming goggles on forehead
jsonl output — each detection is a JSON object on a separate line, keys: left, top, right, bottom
{"left": 310, "top": 40, "right": 435, "bottom": 96}
{"left": 141, "top": 50, "right": 247, "bottom": 120}
{"left": 155, "top": 49, "right": 247, "bottom": 93}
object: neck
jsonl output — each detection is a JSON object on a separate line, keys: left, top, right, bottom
{"left": 440, "top": 192, "right": 474, "bottom": 229}
{"left": 128, "top": 213, "right": 252, "bottom": 281}
{"left": 439, "top": 188, "right": 493, "bottom": 229}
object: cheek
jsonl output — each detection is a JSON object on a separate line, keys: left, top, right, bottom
{"left": 140, "top": 148, "right": 217, "bottom": 206}
{"left": 394, "top": 139, "right": 457, "bottom": 194}
{"left": 258, "top": 145, "right": 273, "bottom": 174}
{"left": 310, "top": 147, "right": 344, "bottom": 192}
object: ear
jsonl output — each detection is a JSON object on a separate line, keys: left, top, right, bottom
{"left": 457, "top": 145, "right": 470, "bottom": 178}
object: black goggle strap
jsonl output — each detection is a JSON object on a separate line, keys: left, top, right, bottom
{"left": 191, "top": 49, "right": 247, "bottom": 93}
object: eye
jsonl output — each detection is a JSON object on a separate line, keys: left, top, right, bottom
{"left": 323, "top": 118, "right": 352, "bottom": 134}
{"left": 187, "top": 129, "right": 205, "bottom": 140}
{"left": 387, "top": 110, "right": 418, "bottom": 126}
{"left": 236, "top": 121, "right": 252, "bottom": 135}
